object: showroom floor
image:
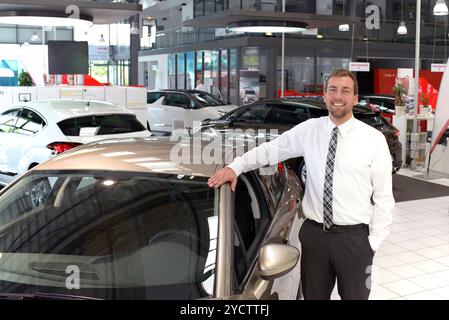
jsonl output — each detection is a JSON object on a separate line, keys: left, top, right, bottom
{"left": 331, "top": 168, "right": 449, "bottom": 300}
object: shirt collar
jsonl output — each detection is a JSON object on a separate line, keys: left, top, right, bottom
{"left": 326, "top": 115, "right": 356, "bottom": 138}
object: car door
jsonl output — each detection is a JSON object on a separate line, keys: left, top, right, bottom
{"left": 227, "top": 167, "right": 300, "bottom": 300}
{"left": 0, "top": 108, "right": 46, "bottom": 183}
{"left": 162, "top": 93, "right": 193, "bottom": 132}
{"left": 0, "top": 108, "right": 21, "bottom": 182}
{"left": 146, "top": 92, "right": 167, "bottom": 132}
{"left": 8, "top": 108, "right": 47, "bottom": 173}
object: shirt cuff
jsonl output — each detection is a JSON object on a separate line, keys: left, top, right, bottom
{"left": 368, "top": 235, "right": 382, "bottom": 252}
{"left": 226, "top": 163, "right": 242, "bottom": 177}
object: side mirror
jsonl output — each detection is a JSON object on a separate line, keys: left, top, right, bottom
{"left": 258, "top": 243, "right": 300, "bottom": 281}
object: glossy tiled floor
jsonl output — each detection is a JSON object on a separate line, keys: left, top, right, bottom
{"left": 331, "top": 169, "right": 449, "bottom": 300}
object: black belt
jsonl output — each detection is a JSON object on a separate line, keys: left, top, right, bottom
{"left": 306, "top": 219, "right": 368, "bottom": 233}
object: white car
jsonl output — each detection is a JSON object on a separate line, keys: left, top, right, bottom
{"left": 0, "top": 99, "right": 150, "bottom": 186}
{"left": 146, "top": 90, "right": 238, "bottom": 134}
{"left": 241, "top": 87, "right": 257, "bottom": 104}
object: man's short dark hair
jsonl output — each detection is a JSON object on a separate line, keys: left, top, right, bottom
{"left": 324, "top": 69, "right": 359, "bottom": 95}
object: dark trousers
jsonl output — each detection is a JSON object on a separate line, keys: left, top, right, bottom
{"left": 298, "top": 219, "right": 374, "bottom": 300}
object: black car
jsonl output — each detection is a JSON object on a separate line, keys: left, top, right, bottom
{"left": 201, "top": 98, "right": 402, "bottom": 188}
{"left": 358, "top": 94, "right": 395, "bottom": 113}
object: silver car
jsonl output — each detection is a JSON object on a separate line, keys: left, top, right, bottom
{"left": 0, "top": 137, "right": 303, "bottom": 300}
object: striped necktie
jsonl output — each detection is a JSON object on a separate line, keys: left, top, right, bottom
{"left": 323, "top": 126, "right": 339, "bottom": 230}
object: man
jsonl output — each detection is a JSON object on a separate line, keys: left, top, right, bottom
{"left": 208, "top": 69, "right": 394, "bottom": 300}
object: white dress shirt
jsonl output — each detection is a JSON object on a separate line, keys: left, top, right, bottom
{"left": 228, "top": 115, "right": 395, "bottom": 251}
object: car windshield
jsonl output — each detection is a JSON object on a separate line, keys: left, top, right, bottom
{"left": 245, "top": 90, "right": 256, "bottom": 95}
{"left": 190, "top": 91, "right": 225, "bottom": 107}
{"left": 0, "top": 170, "right": 218, "bottom": 300}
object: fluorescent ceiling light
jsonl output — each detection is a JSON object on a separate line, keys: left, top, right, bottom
{"left": 434, "top": 0, "right": 449, "bottom": 15}
{"left": 227, "top": 21, "right": 307, "bottom": 33}
{"left": 397, "top": 21, "right": 407, "bottom": 34}
{"left": 338, "top": 24, "right": 350, "bottom": 31}
{"left": 0, "top": 11, "right": 93, "bottom": 28}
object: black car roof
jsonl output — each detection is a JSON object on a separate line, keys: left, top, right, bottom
{"left": 243, "top": 98, "right": 377, "bottom": 115}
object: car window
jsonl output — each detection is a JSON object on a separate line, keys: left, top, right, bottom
{"left": 308, "top": 107, "right": 328, "bottom": 118}
{"left": 0, "top": 109, "right": 20, "bottom": 133}
{"left": 13, "top": 108, "right": 46, "bottom": 136}
{"left": 190, "top": 91, "right": 223, "bottom": 107}
{"left": 0, "top": 171, "right": 218, "bottom": 300}
{"left": 233, "top": 173, "right": 271, "bottom": 287}
{"left": 257, "top": 163, "right": 287, "bottom": 210}
{"left": 164, "top": 93, "right": 191, "bottom": 108}
{"left": 57, "top": 114, "right": 146, "bottom": 136}
{"left": 147, "top": 92, "right": 165, "bottom": 104}
{"left": 356, "top": 114, "right": 385, "bottom": 127}
{"left": 369, "top": 98, "right": 395, "bottom": 110}
{"left": 269, "top": 104, "right": 310, "bottom": 125}
{"left": 234, "top": 104, "right": 270, "bottom": 123}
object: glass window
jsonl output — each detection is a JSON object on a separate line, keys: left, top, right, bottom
{"left": 194, "top": 0, "right": 205, "bottom": 17}
{"left": 220, "top": 49, "right": 229, "bottom": 103}
{"left": 356, "top": 114, "right": 385, "bottom": 127}
{"left": 269, "top": 104, "right": 310, "bottom": 125}
{"left": 177, "top": 53, "right": 186, "bottom": 90}
{"left": 164, "top": 93, "right": 191, "bottom": 108}
{"left": 258, "top": 162, "right": 287, "bottom": 210}
{"left": 277, "top": 56, "right": 314, "bottom": 94}
{"left": 186, "top": 52, "right": 195, "bottom": 90}
{"left": 0, "top": 171, "right": 218, "bottom": 300}
{"left": 308, "top": 107, "right": 328, "bottom": 118}
{"left": 147, "top": 92, "right": 165, "bottom": 104}
{"left": 190, "top": 91, "right": 224, "bottom": 107}
{"left": 234, "top": 104, "right": 270, "bottom": 123}
{"left": 57, "top": 114, "right": 146, "bottom": 136}
{"left": 229, "top": 49, "right": 238, "bottom": 105}
{"left": 316, "top": 57, "right": 350, "bottom": 94}
{"left": 233, "top": 173, "right": 270, "bottom": 286}
{"left": 168, "top": 54, "right": 176, "bottom": 89}
{"left": 0, "top": 109, "right": 20, "bottom": 133}
{"left": 13, "top": 109, "right": 46, "bottom": 136}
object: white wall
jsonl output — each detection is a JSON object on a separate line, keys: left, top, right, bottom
{"left": 138, "top": 54, "right": 168, "bottom": 90}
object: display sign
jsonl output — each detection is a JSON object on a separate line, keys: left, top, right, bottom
{"left": 349, "top": 62, "right": 370, "bottom": 72}
{"left": 89, "top": 45, "right": 110, "bottom": 61}
{"left": 431, "top": 63, "right": 447, "bottom": 73}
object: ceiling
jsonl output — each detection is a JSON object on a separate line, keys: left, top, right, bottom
{"left": 183, "top": 9, "right": 361, "bottom": 30}
{"left": 0, "top": 0, "right": 142, "bottom": 24}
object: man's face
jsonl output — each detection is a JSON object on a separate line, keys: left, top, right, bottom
{"left": 323, "top": 76, "right": 358, "bottom": 123}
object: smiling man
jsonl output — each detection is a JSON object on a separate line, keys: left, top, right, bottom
{"left": 208, "top": 69, "right": 395, "bottom": 300}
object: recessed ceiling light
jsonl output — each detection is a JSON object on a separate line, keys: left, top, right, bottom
{"left": 397, "top": 21, "right": 407, "bottom": 35}
{"left": 338, "top": 24, "right": 350, "bottom": 32}
{"left": 227, "top": 21, "right": 307, "bottom": 33}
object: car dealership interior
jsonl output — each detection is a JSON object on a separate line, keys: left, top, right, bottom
{"left": 0, "top": 0, "right": 449, "bottom": 302}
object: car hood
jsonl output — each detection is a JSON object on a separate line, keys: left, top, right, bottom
{"left": 214, "top": 104, "right": 238, "bottom": 113}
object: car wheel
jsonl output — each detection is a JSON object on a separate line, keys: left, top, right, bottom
{"left": 297, "top": 159, "right": 306, "bottom": 191}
